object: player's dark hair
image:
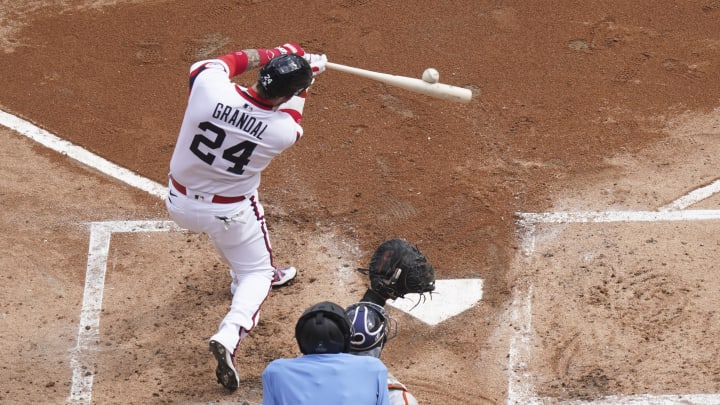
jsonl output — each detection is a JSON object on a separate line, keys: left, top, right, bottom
{"left": 257, "top": 54, "right": 313, "bottom": 99}
{"left": 295, "top": 301, "right": 353, "bottom": 354}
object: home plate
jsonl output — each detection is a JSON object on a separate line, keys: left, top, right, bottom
{"left": 386, "top": 279, "right": 483, "bottom": 325}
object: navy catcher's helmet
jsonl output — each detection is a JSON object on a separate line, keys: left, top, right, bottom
{"left": 295, "top": 301, "right": 353, "bottom": 355}
{"left": 345, "top": 302, "right": 397, "bottom": 358}
{"left": 257, "top": 54, "right": 313, "bottom": 99}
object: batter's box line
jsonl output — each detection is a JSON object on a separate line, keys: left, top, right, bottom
{"left": 660, "top": 178, "right": 720, "bottom": 211}
{"left": 68, "top": 220, "right": 482, "bottom": 404}
{"left": 68, "top": 220, "right": 180, "bottom": 404}
{"left": 515, "top": 209, "right": 720, "bottom": 257}
{"left": 508, "top": 209, "right": 720, "bottom": 405}
{"left": 524, "top": 394, "right": 720, "bottom": 405}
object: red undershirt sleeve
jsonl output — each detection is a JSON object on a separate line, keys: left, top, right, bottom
{"left": 217, "top": 48, "right": 290, "bottom": 78}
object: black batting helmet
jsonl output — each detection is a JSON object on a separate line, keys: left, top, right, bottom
{"left": 257, "top": 54, "right": 313, "bottom": 99}
{"left": 295, "top": 301, "right": 353, "bottom": 355}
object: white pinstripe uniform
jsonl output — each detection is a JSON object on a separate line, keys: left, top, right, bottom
{"left": 166, "top": 51, "right": 308, "bottom": 359}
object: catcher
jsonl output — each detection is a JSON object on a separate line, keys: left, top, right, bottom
{"left": 358, "top": 238, "right": 436, "bottom": 306}
{"left": 346, "top": 301, "right": 419, "bottom": 405}
{"left": 349, "top": 237, "right": 436, "bottom": 404}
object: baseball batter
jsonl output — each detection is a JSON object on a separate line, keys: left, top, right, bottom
{"left": 165, "top": 42, "right": 327, "bottom": 391}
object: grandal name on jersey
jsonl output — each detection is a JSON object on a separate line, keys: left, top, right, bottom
{"left": 212, "top": 102, "right": 268, "bottom": 140}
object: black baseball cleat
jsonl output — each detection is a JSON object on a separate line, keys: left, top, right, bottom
{"left": 209, "top": 340, "right": 239, "bottom": 391}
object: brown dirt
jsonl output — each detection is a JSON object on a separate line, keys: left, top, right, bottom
{"left": 1, "top": 1, "right": 720, "bottom": 404}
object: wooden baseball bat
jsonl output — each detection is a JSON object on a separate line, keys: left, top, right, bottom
{"left": 326, "top": 62, "right": 473, "bottom": 104}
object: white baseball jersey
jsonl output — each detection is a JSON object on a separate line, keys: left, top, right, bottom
{"left": 166, "top": 51, "right": 308, "bottom": 361}
{"left": 169, "top": 58, "right": 302, "bottom": 198}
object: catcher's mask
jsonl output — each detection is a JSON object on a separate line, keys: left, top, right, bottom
{"left": 345, "top": 302, "right": 398, "bottom": 358}
{"left": 295, "top": 301, "right": 353, "bottom": 355}
{"left": 257, "top": 54, "right": 313, "bottom": 99}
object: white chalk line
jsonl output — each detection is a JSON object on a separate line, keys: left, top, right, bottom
{"left": 510, "top": 207, "right": 720, "bottom": 404}
{"left": 68, "top": 221, "right": 180, "bottom": 404}
{"left": 0, "top": 109, "right": 167, "bottom": 199}
{"left": 516, "top": 210, "right": 720, "bottom": 257}
{"left": 506, "top": 284, "right": 534, "bottom": 405}
{"left": 661, "top": 178, "right": 720, "bottom": 211}
{"left": 517, "top": 209, "right": 720, "bottom": 225}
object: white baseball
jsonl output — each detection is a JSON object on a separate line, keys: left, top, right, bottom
{"left": 422, "top": 68, "right": 440, "bottom": 84}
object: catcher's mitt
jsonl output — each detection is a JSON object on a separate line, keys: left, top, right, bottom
{"left": 359, "top": 238, "right": 436, "bottom": 303}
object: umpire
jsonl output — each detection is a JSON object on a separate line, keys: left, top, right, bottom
{"left": 261, "top": 301, "right": 391, "bottom": 404}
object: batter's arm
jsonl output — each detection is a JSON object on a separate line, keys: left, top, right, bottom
{"left": 218, "top": 43, "right": 306, "bottom": 78}
{"left": 278, "top": 85, "right": 310, "bottom": 127}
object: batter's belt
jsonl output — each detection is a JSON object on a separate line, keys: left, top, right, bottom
{"left": 170, "top": 175, "right": 246, "bottom": 204}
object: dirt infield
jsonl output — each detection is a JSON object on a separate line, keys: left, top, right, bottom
{"left": 2, "top": 1, "right": 720, "bottom": 404}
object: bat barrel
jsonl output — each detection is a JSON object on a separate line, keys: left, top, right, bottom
{"left": 326, "top": 62, "right": 473, "bottom": 104}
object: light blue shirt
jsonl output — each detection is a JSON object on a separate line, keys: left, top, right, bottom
{"left": 262, "top": 353, "right": 391, "bottom": 405}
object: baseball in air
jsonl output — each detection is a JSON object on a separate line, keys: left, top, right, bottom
{"left": 422, "top": 68, "right": 440, "bottom": 83}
